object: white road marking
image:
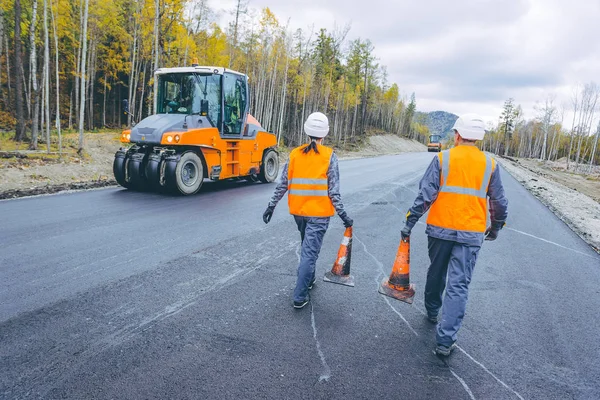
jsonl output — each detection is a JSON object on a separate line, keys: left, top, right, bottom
{"left": 450, "top": 369, "right": 477, "bottom": 400}
{"left": 311, "top": 303, "right": 332, "bottom": 383}
{"left": 356, "top": 234, "right": 477, "bottom": 399}
{"left": 456, "top": 347, "right": 525, "bottom": 400}
{"left": 380, "top": 292, "right": 419, "bottom": 337}
{"left": 355, "top": 234, "right": 419, "bottom": 337}
{"left": 412, "top": 298, "right": 525, "bottom": 400}
{"left": 506, "top": 227, "right": 596, "bottom": 258}
{"left": 297, "top": 243, "right": 331, "bottom": 382}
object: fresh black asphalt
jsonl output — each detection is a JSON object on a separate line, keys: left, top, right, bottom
{"left": 1, "top": 152, "right": 599, "bottom": 399}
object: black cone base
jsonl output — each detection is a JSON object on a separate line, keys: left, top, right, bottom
{"left": 323, "top": 271, "right": 355, "bottom": 287}
{"left": 378, "top": 277, "right": 415, "bottom": 304}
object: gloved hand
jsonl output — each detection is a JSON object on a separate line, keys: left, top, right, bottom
{"left": 263, "top": 206, "right": 275, "bottom": 224}
{"left": 484, "top": 226, "right": 500, "bottom": 241}
{"left": 401, "top": 225, "right": 411, "bottom": 241}
{"left": 342, "top": 215, "right": 353, "bottom": 228}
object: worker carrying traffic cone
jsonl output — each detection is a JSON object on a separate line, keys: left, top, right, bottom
{"left": 399, "top": 113, "right": 509, "bottom": 357}
{"left": 324, "top": 226, "right": 355, "bottom": 287}
{"left": 262, "top": 112, "right": 354, "bottom": 309}
{"left": 378, "top": 235, "right": 415, "bottom": 303}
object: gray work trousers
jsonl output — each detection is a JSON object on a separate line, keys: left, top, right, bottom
{"left": 293, "top": 216, "right": 330, "bottom": 302}
{"left": 425, "top": 237, "right": 481, "bottom": 347}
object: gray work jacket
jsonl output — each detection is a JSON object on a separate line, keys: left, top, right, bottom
{"left": 405, "top": 149, "right": 509, "bottom": 246}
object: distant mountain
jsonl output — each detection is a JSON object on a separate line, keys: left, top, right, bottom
{"left": 415, "top": 111, "right": 459, "bottom": 139}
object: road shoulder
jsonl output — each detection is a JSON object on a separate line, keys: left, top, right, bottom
{"left": 496, "top": 156, "right": 600, "bottom": 252}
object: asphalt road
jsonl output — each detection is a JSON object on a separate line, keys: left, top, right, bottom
{"left": 1, "top": 152, "right": 599, "bottom": 399}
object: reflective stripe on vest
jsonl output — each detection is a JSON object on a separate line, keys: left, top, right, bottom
{"left": 289, "top": 189, "right": 329, "bottom": 197}
{"left": 287, "top": 144, "right": 335, "bottom": 217}
{"left": 440, "top": 150, "right": 493, "bottom": 199}
{"left": 426, "top": 147, "right": 495, "bottom": 233}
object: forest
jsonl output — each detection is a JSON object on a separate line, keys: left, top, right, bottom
{"left": 0, "top": 0, "right": 429, "bottom": 153}
{"left": 484, "top": 85, "right": 600, "bottom": 172}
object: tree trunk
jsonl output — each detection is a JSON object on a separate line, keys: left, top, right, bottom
{"left": 87, "top": 40, "right": 96, "bottom": 130}
{"left": 137, "top": 61, "right": 148, "bottom": 122}
{"left": 51, "top": 1, "right": 61, "bottom": 156}
{"left": 78, "top": 0, "right": 89, "bottom": 154}
{"left": 102, "top": 75, "right": 107, "bottom": 127}
{"left": 73, "top": 0, "right": 83, "bottom": 130}
{"left": 14, "top": 0, "right": 26, "bottom": 141}
{"left": 128, "top": 25, "right": 138, "bottom": 126}
{"left": 229, "top": 0, "right": 246, "bottom": 68}
{"left": 5, "top": 34, "right": 11, "bottom": 105}
{"left": 276, "top": 52, "right": 289, "bottom": 143}
{"left": 589, "top": 124, "right": 599, "bottom": 173}
{"left": 43, "top": 0, "right": 50, "bottom": 152}
{"left": 0, "top": 8, "right": 4, "bottom": 106}
{"left": 29, "top": 0, "right": 40, "bottom": 150}
{"left": 154, "top": 0, "right": 159, "bottom": 71}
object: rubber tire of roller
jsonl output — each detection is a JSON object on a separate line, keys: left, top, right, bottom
{"left": 259, "top": 150, "right": 279, "bottom": 183}
{"left": 113, "top": 149, "right": 132, "bottom": 189}
{"left": 172, "top": 152, "right": 204, "bottom": 195}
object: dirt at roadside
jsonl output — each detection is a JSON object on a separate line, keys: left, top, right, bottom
{"left": 0, "top": 133, "right": 122, "bottom": 199}
{"left": 337, "top": 135, "right": 427, "bottom": 159}
{"left": 496, "top": 156, "right": 600, "bottom": 252}
{"left": 515, "top": 158, "right": 600, "bottom": 203}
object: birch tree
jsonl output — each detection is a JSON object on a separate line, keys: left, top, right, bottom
{"left": 78, "top": 0, "right": 89, "bottom": 154}
{"left": 43, "top": 0, "right": 50, "bottom": 152}
{"left": 536, "top": 95, "right": 556, "bottom": 161}
{"left": 29, "top": 0, "right": 40, "bottom": 149}
{"left": 501, "top": 98, "right": 516, "bottom": 156}
{"left": 589, "top": 122, "right": 600, "bottom": 173}
{"left": 50, "top": 0, "right": 61, "bottom": 156}
{"left": 13, "top": 0, "right": 25, "bottom": 142}
{"left": 228, "top": 0, "right": 247, "bottom": 67}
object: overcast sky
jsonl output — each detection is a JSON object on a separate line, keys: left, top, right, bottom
{"left": 208, "top": 0, "right": 600, "bottom": 127}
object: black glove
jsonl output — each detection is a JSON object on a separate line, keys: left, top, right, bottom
{"left": 401, "top": 226, "right": 411, "bottom": 241}
{"left": 484, "top": 227, "right": 500, "bottom": 241}
{"left": 340, "top": 212, "right": 353, "bottom": 228}
{"left": 263, "top": 206, "right": 275, "bottom": 224}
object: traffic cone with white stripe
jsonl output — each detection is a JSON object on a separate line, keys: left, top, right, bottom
{"left": 378, "top": 235, "right": 415, "bottom": 304}
{"left": 324, "top": 227, "right": 355, "bottom": 287}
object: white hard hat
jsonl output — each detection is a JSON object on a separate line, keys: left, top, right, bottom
{"left": 452, "top": 113, "right": 486, "bottom": 140}
{"left": 304, "top": 112, "right": 329, "bottom": 138}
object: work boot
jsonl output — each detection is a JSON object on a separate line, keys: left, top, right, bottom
{"left": 293, "top": 298, "right": 309, "bottom": 309}
{"left": 434, "top": 343, "right": 457, "bottom": 357}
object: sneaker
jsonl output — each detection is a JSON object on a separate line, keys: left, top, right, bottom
{"left": 308, "top": 279, "right": 316, "bottom": 290}
{"left": 293, "top": 299, "right": 309, "bottom": 309}
{"left": 434, "top": 343, "right": 457, "bottom": 357}
{"left": 426, "top": 314, "right": 439, "bottom": 324}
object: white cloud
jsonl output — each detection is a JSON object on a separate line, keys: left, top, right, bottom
{"left": 209, "top": 0, "right": 600, "bottom": 127}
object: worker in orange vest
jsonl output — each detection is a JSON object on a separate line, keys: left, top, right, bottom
{"left": 262, "top": 112, "right": 353, "bottom": 309}
{"left": 401, "top": 113, "right": 508, "bottom": 356}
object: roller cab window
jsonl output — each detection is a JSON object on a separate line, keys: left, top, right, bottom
{"left": 222, "top": 72, "right": 247, "bottom": 136}
{"left": 156, "top": 72, "right": 222, "bottom": 128}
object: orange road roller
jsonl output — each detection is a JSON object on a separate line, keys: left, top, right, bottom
{"left": 113, "top": 65, "right": 279, "bottom": 195}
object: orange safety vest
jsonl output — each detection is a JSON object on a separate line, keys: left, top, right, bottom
{"left": 287, "top": 144, "right": 335, "bottom": 217}
{"left": 426, "top": 146, "right": 495, "bottom": 233}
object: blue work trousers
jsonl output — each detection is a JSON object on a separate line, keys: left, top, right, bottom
{"left": 293, "top": 216, "right": 330, "bottom": 302}
{"left": 425, "top": 237, "right": 481, "bottom": 347}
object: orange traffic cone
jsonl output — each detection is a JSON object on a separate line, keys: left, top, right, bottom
{"left": 378, "top": 235, "right": 415, "bottom": 304}
{"left": 323, "top": 227, "right": 355, "bottom": 287}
